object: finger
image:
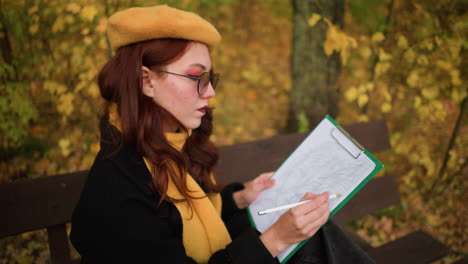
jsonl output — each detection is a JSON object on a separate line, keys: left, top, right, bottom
{"left": 303, "top": 202, "right": 330, "bottom": 227}
{"left": 294, "top": 192, "right": 329, "bottom": 214}
{"left": 301, "top": 204, "right": 330, "bottom": 235}
{"left": 256, "top": 172, "right": 274, "bottom": 183}
{"left": 255, "top": 172, "right": 275, "bottom": 190}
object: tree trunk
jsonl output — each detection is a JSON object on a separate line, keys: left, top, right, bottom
{"left": 287, "top": 0, "right": 344, "bottom": 132}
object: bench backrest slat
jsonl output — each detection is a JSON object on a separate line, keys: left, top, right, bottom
{"left": 0, "top": 171, "right": 87, "bottom": 237}
{"left": 333, "top": 174, "right": 399, "bottom": 225}
{"left": 216, "top": 119, "right": 390, "bottom": 183}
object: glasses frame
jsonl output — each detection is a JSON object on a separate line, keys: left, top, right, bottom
{"left": 157, "top": 70, "right": 219, "bottom": 96}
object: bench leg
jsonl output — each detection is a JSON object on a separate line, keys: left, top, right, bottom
{"left": 47, "top": 224, "right": 72, "bottom": 264}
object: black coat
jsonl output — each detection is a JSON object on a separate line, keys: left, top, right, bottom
{"left": 70, "top": 124, "right": 277, "bottom": 264}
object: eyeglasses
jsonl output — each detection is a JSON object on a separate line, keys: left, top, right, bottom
{"left": 158, "top": 70, "right": 219, "bottom": 96}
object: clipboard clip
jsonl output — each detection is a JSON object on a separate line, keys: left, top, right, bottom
{"left": 330, "top": 126, "right": 365, "bottom": 159}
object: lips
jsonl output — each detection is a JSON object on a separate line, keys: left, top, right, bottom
{"left": 197, "top": 106, "right": 207, "bottom": 114}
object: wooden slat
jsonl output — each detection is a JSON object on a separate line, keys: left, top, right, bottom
{"left": 342, "top": 227, "right": 372, "bottom": 251}
{"left": 216, "top": 133, "right": 306, "bottom": 183}
{"left": 343, "top": 119, "right": 391, "bottom": 153}
{"left": 333, "top": 174, "right": 400, "bottom": 225}
{"left": 367, "top": 230, "right": 449, "bottom": 264}
{"left": 47, "top": 224, "right": 71, "bottom": 264}
{"left": 453, "top": 257, "right": 468, "bottom": 264}
{"left": 215, "top": 119, "right": 390, "bottom": 183}
{"left": 0, "top": 171, "right": 88, "bottom": 237}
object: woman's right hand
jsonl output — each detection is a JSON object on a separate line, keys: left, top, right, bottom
{"left": 259, "top": 192, "right": 330, "bottom": 257}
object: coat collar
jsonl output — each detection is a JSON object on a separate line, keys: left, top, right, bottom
{"left": 99, "top": 121, "right": 155, "bottom": 198}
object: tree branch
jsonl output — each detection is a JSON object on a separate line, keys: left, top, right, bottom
{"left": 428, "top": 96, "right": 467, "bottom": 195}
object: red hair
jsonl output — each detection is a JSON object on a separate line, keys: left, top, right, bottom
{"left": 98, "top": 39, "right": 222, "bottom": 205}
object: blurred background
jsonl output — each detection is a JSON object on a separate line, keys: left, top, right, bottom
{"left": 0, "top": 0, "right": 466, "bottom": 263}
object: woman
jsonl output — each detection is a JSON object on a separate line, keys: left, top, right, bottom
{"left": 70, "top": 5, "right": 374, "bottom": 264}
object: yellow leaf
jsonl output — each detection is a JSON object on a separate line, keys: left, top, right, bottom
{"left": 44, "top": 81, "right": 66, "bottom": 95}
{"left": 57, "top": 93, "right": 75, "bottom": 116}
{"left": 84, "top": 37, "right": 92, "bottom": 45}
{"left": 357, "top": 94, "right": 369, "bottom": 108}
{"left": 324, "top": 24, "right": 338, "bottom": 56}
{"left": 414, "top": 96, "right": 422, "bottom": 108}
{"left": 345, "top": 86, "right": 358, "bottom": 102}
{"left": 29, "top": 24, "right": 39, "bottom": 34}
{"left": 209, "top": 97, "right": 217, "bottom": 106}
{"left": 436, "top": 60, "right": 452, "bottom": 71}
{"left": 383, "top": 88, "right": 392, "bottom": 101}
{"left": 65, "top": 15, "right": 75, "bottom": 24}
{"left": 404, "top": 49, "right": 415, "bottom": 63}
{"left": 426, "top": 214, "right": 441, "bottom": 227}
{"left": 87, "top": 83, "right": 100, "bottom": 98}
{"left": 357, "top": 84, "right": 367, "bottom": 93}
{"left": 308, "top": 13, "right": 321, "bottom": 27}
{"left": 452, "top": 89, "right": 467, "bottom": 103}
{"left": 354, "top": 69, "right": 366, "bottom": 79}
{"left": 381, "top": 102, "right": 392, "bottom": 113}
{"left": 422, "top": 87, "right": 439, "bottom": 100}
{"left": 417, "top": 55, "right": 428, "bottom": 65}
{"left": 66, "top": 3, "right": 81, "bottom": 13}
{"left": 323, "top": 18, "right": 357, "bottom": 61}
{"left": 378, "top": 48, "right": 392, "bottom": 61}
{"left": 358, "top": 114, "right": 369, "bottom": 122}
{"left": 423, "top": 39, "right": 433, "bottom": 51}
{"left": 90, "top": 142, "right": 100, "bottom": 153}
{"left": 245, "top": 90, "right": 256, "bottom": 101}
{"left": 371, "top": 32, "right": 385, "bottom": 43}
{"left": 96, "top": 18, "right": 108, "bottom": 33}
{"left": 81, "top": 6, "right": 98, "bottom": 22}
{"left": 365, "top": 82, "right": 374, "bottom": 91}
{"left": 59, "top": 138, "right": 71, "bottom": 157}
{"left": 450, "top": 70, "right": 462, "bottom": 86}
{"left": 375, "top": 62, "right": 390, "bottom": 78}
{"left": 397, "top": 35, "right": 408, "bottom": 49}
{"left": 52, "top": 17, "right": 65, "bottom": 33}
{"left": 359, "top": 46, "right": 372, "bottom": 59}
{"left": 28, "top": 6, "right": 39, "bottom": 15}
{"left": 406, "top": 71, "right": 419, "bottom": 87}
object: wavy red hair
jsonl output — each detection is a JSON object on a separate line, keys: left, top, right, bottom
{"left": 98, "top": 38, "right": 222, "bottom": 205}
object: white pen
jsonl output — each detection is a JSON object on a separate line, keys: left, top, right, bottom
{"left": 258, "top": 193, "right": 342, "bottom": 216}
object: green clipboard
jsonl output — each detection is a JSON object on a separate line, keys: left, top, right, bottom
{"left": 247, "top": 115, "right": 384, "bottom": 263}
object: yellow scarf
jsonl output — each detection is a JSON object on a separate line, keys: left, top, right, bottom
{"left": 108, "top": 106, "right": 231, "bottom": 263}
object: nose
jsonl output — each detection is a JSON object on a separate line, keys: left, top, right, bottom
{"left": 200, "top": 83, "right": 215, "bottom": 98}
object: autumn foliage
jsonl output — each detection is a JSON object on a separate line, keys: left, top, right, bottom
{"left": 0, "top": 0, "right": 466, "bottom": 263}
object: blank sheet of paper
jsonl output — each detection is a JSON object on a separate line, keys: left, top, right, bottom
{"left": 248, "top": 117, "right": 377, "bottom": 262}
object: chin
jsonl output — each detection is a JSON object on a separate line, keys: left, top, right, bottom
{"left": 183, "top": 119, "right": 202, "bottom": 130}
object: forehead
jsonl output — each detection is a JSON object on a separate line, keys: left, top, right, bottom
{"left": 167, "top": 42, "right": 211, "bottom": 70}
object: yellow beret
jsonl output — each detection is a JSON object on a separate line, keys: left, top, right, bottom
{"left": 107, "top": 5, "right": 221, "bottom": 51}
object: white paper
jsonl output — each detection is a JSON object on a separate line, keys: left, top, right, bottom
{"left": 248, "top": 118, "right": 376, "bottom": 262}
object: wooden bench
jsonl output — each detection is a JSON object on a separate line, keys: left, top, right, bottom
{"left": 0, "top": 120, "right": 449, "bottom": 264}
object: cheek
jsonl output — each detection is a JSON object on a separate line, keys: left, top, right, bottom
{"left": 157, "top": 81, "right": 199, "bottom": 113}
{"left": 173, "top": 85, "right": 199, "bottom": 105}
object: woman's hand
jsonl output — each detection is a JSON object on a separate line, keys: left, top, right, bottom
{"left": 259, "top": 192, "right": 330, "bottom": 257}
{"left": 232, "top": 172, "right": 275, "bottom": 209}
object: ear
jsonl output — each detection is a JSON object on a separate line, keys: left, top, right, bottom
{"left": 141, "top": 66, "right": 156, "bottom": 98}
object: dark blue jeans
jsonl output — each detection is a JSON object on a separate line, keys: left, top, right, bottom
{"left": 287, "top": 221, "right": 375, "bottom": 264}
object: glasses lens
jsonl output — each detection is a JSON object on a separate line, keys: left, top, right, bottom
{"left": 210, "top": 73, "right": 219, "bottom": 90}
{"left": 197, "top": 72, "right": 209, "bottom": 95}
